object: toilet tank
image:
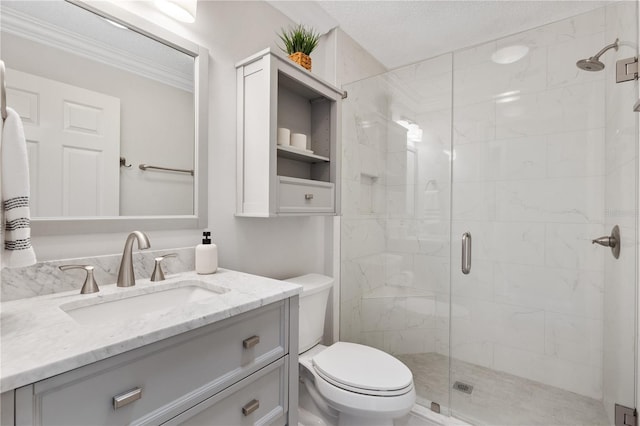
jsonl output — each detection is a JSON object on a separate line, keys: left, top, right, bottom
{"left": 285, "top": 274, "right": 334, "bottom": 354}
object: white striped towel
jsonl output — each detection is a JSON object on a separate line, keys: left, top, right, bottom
{"left": 1, "top": 107, "right": 36, "bottom": 268}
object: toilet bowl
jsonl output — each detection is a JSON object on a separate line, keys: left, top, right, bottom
{"left": 285, "top": 274, "right": 416, "bottom": 426}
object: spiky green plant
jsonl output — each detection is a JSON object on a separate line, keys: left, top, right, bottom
{"left": 278, "top": 24, "right": 320, "bottom": 55}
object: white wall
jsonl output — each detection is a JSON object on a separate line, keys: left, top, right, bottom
{"left": 30, "top": 1, "right": 332, "bottom": 281}
{"left": 335, "top": 29, "right": 387, "bottom": 86}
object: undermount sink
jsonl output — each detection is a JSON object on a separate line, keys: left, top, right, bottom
{"left": 60, "top": 281, "right": 229, "bottom": 325}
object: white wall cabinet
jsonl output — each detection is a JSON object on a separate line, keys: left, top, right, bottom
{"left": 8, "top": 298, "right": 299, "bottom": 426}
{"left": 236, "top": 48, "right": 343, "bottom": 217}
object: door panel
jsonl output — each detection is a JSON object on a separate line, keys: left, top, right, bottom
{"left": 6, "top": 68, "right": 120, "bottom": 217}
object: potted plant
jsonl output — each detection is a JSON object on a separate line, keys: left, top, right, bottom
{"left": 278, "top": 24, "right": 320, "bottom": 71}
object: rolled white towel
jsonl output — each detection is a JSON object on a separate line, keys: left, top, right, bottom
{"left": 2, "top": 107, "right": 36, "bottom": 268}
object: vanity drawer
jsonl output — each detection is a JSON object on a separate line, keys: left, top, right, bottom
{"left": 164, "top": 357, "right": 288, "bottom": 426}
{"left": 30, "top": 301, "right": 287, "bottom": 426}
{"left": 277, "top": 176, "right": 334, "bottom": 214}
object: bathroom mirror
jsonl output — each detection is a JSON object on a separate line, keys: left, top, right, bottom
{"left": 0, "top": 0, "right": 208, "bottom": 234}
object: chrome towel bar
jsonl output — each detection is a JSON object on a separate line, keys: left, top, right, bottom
{"left": 139, "top": 163, "right": 194, "bottom": 176}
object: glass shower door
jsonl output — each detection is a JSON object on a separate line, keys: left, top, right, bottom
{"left": 449, "top": 4, "right": 637, "bottom": 426}
{"left": 340, "top": 55, "right": 454, "bottom": 414}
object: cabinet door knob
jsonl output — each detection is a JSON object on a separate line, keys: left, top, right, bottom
{"left": 243, "top": 335, "right": 260, "bottom": 349}
{"left": 305, "top": 193, "right": 314, "bottom": 200}
{"left": 242, "top": 399, "right": 260, "bottom": 416}
{"left": 113, "top": 387, "right": 142, "bottom": 409}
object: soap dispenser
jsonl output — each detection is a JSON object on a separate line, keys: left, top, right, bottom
{"left": 195, "top": 231, "right": 218, "bottom": 274}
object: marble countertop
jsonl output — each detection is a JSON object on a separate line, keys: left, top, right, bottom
{"left": 0, "top": 269, "right": 302, "bottom": 393}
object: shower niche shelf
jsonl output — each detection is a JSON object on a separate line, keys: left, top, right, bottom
{"left": 235, "top": 48, "right": 342, "bottom": 217}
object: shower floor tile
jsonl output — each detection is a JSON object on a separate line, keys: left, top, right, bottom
{"left": 396, "top": 352, "right": 610, "bottom": 426}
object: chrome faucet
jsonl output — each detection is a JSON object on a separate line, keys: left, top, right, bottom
{"left": 117, "top": 231, "right": 151, "bottom": 287}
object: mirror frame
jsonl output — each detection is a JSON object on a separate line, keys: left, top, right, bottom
{"left": 29, "top": 0, "right": 208, "bottom": 235}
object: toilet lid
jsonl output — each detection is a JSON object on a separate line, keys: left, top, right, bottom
{"left": 312, "top": 342, "right": 413, "bottom": 394}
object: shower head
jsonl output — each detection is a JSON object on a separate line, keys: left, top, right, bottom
{"left": 576, "top": 58, "right": 605, "bottom": 71}
{"left": 576, "top": 38, "right": 619, "bottom": 71}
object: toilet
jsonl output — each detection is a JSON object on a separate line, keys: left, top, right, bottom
{"left": 285, "top": 274, "right": 416, "bottom": 426}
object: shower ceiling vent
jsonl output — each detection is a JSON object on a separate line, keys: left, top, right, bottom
{"left": 453, "top": 381, "right": 474, "bottom": 394}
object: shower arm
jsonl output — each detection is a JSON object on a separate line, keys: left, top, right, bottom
{"left": 591, "top": 38, "right": 619, "bottom": 59}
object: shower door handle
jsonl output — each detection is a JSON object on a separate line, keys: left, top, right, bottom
{"left": 461, "top": 232, "right": 472, "bottom": 275}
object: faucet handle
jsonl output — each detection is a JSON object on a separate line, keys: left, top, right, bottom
{"left": 59, "top": 265, "right": 100, "bottom": 294}
{"left": 151, "top": 253, "right": 177, "bottom": 282}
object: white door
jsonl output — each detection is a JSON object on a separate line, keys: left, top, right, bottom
{"left": 6, "top": 68, "right": 120, "bottom": 217}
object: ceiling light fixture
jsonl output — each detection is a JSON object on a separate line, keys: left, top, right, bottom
{"left": 491, "top": 45, "right": 529, "bottom": 65}
{"left": 154, "top": 0, "right": 197, "bottom": 23}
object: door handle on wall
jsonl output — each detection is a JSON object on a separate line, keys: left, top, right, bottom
{"left": 461, "top": 232, "right": 472, "bottom": 275}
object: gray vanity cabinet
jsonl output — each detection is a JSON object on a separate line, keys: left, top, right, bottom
{"left": 10, "top": 297, "right": 299, "bottom": 426}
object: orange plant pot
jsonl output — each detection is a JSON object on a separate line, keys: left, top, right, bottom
{"left": 288, "top": 52, "right": 312, "bottom": 71}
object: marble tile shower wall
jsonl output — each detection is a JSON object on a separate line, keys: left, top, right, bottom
{"left": 450, "top": 8, "right": 606, "bottom": 399}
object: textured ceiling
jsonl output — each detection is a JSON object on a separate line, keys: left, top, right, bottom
{"left": 283, "top": 1, "right": 613, "bottom": 70}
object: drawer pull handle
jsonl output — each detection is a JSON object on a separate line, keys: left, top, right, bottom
{"left": 305, "top": 193, "right": 314, "bottom": 200}
{"left": 243, "top": 335, "right": 260, "bottom": 349}
{"left": 113, "top": 387, "right": 142, "bottom": 410}
{"left": 242, "top": 399, "right": 260, "bottom": 416}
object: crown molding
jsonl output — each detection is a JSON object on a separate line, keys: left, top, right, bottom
{"left": 1, "top": 7, "right": 194, "bottom": 92}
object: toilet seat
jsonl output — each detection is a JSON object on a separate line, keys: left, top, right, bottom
{"left": 312, "top": 342, "right": 413, "bottom": 397}
{"left": 299, "top": 344, "right": 416, "bottom": 420}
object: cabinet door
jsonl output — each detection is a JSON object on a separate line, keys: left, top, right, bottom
{"left": 164, "top": 357, "right": 288, "bottom": 426}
